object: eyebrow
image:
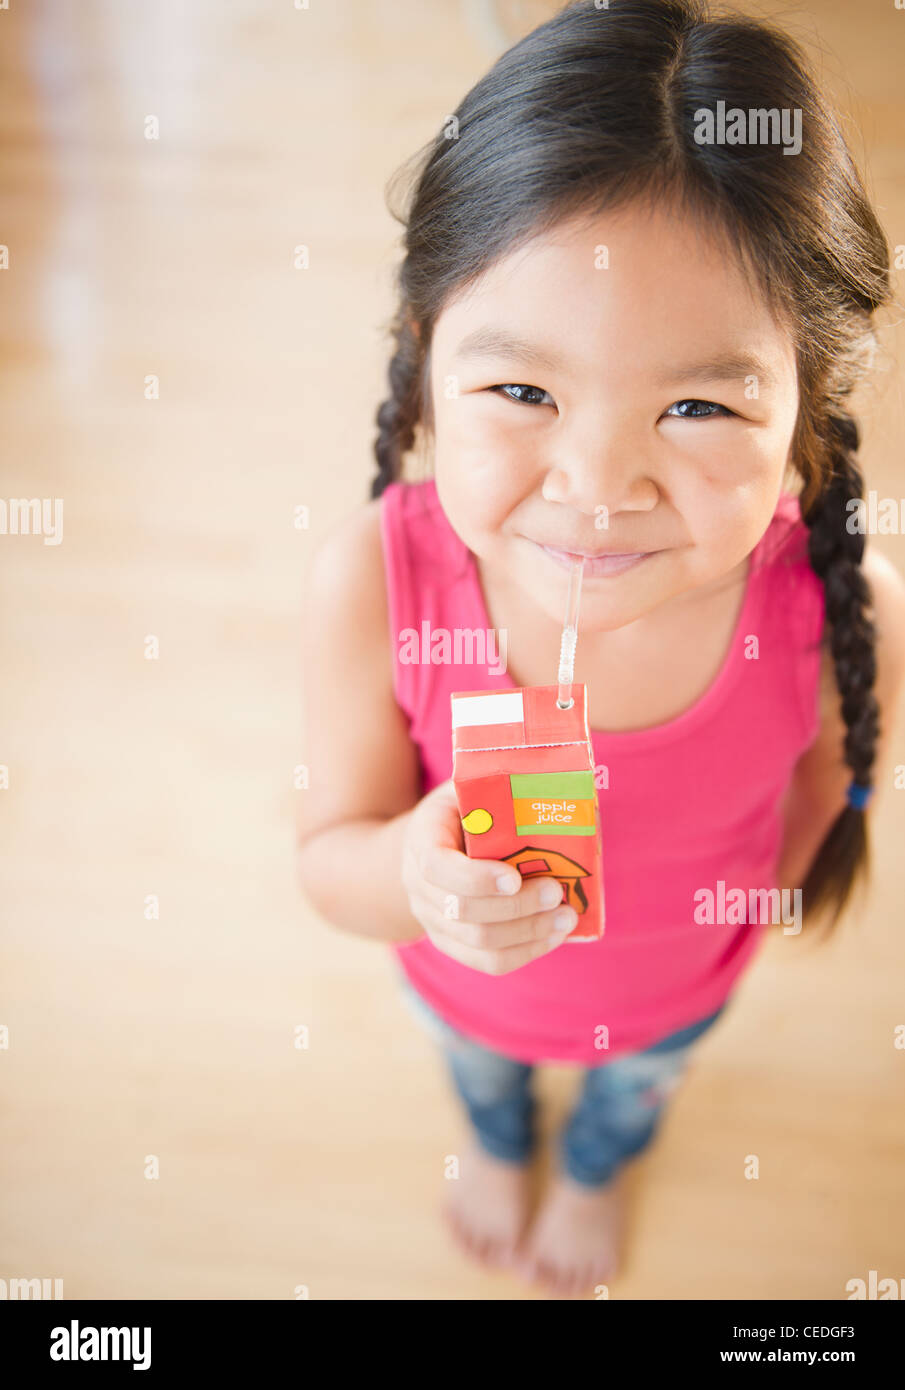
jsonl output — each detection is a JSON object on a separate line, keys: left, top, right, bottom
{"left": 453, "top": 328, "right": 777, "bottom": 390}
{"left": 653, "top": 352, "right": 778, "bottom": 391}
{"left": 453, "top": 328, "right": 565, "bottom": 372}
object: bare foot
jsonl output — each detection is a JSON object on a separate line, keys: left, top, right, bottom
{"left": 441, "top": 1141, "right": 533, "bottom": 1269}
{"left": 515, "top": 1168, "right": 628, "bottom": 1298}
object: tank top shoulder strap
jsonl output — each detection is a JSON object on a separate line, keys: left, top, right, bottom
{"left": 378, "top": 477, "right": 476, "bottom": 722}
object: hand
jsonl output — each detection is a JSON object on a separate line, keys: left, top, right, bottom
{"left": 401, "top": 777, "right": 578, "bottom": 975}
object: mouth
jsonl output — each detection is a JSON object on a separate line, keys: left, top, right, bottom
{"left": 536, "top": 542, "right": 661, "bottom": 578}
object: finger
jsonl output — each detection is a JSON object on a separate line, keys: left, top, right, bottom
{"left": 419, "top": 870, "right": 566, "bottom": 928}
{"left": 423, "top": 889, "right": 576, "bottom": 949}
{"left": 417, "top": 839, "right": 527, "bottom": 900}
{"left": 414, "top": 896, "right": 578, "bottom": 973}
{"left": 453, "top": 904, "right": 578, "bottom": 953}
{"left": 413, "top": 788, "right": 527, "bottom": 899}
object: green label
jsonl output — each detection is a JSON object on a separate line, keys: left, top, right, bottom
{"left": 509, "top": 771, "right": 594, "bottom": 799}
{"left": 515, "top": 824, "right": 597, "bottom": 836}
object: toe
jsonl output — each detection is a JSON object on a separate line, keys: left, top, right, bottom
{"left": 513, "top": 1241, "right": 539, "bottom": 1281}
{"left": 538, "top": 1258, "right": 564, "bottom": 1294}
{"left": 471, "top": 1232, "right": 493, "bottom": 1264}
{"left": 497, "top": 1237, "right": 517, "bottom": 1266}
{"left": 441, "top": 1204, "right": 463, "bottom": 1244}
{"left": 445, "top": 1209, "right": 476, "bottom": 1259}
{"left": 484, "top": 1235, "right": 505, "bottom": 1266}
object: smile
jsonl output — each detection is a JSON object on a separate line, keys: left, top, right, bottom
{"left": 536, "top": 543, "right": 659, "bottom": 578}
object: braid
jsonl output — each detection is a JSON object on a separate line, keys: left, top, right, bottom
{"left": 799, "top": 411, "right": 880, "bottom": 931}
{"left": 370, "top": 314, "right": 423, "bottom": 500}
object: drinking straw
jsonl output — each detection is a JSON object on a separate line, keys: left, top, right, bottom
{"left": 556, "top": 557, "right": 584, "bottom": 710}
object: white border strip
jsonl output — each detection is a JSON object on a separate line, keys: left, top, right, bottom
{"left": 451, "top": 691, "right": 524, "bottom": 729}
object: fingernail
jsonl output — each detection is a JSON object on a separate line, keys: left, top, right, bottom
{"left": 553, "top": 908, "right": 576, "bottom": 931}
{"left": 540, "top": 879, "right": 564, "bottom": 908}
{"left": 496, "top": 874, "right": 520, "bottom": 894}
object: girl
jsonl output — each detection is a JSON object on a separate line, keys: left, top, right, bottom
{"left": 297, "top": 0, "right": 905, "bottom": 1297}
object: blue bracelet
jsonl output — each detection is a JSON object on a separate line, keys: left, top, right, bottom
{"left": 847, "top": 781, "right": 872, "bottom": 810}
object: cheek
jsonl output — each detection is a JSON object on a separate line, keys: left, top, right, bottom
{"left": 433, "top": 438, "right": 518, "bottom": 552}
{"left": 713, "top": 425, "right": 792, "bottom": 541}
{"left": 666, "top": 448, "right": 785, "bottom": 577}
{"left": 679, "top": 419, "right": 789, "bottom": 525}
{"left": 659, "top": 410, "right": 791, "bottom": 519}
{"left": 433, "top": 398, "right": 535, "bottom": 541}
{"left": 695, "top": 424, "right": 785, "bottom": 490}
{"left": 689, "top": 485, "right": 782, "bottom": 579}
{"left": 438, "top": 393, "right": 535, "bottom": 470}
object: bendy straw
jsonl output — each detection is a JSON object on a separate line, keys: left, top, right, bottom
{"left": 556, "top": 557, "right": 584, "bottom": 710}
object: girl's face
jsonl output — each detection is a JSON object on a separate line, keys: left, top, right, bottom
{"left": 428, "top": 200, "right": 800, "bottom": 632}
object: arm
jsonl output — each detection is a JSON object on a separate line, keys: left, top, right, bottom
{"left": 775, "top": 545, "right": 905, "bottom": 890}
{"left": 295, "top": 498, "right": 425, "bottom": 944}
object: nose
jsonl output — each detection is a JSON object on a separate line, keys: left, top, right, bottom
{"left": 542, "top": 458, "right": 658, "bottom": 519}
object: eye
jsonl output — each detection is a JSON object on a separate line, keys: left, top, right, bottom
{"left": 663, "top": 399, "right": 734, "bottom": 419}
{"left": 490, "top": 383, "right": 556, "bottom": 407}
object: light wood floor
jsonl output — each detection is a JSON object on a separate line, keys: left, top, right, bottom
{"left": 1, "top": 0, "right": 903, "bottom": 1300}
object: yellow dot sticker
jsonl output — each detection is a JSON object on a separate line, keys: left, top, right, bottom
{"left": 462, "top": 807, "right": 493, "bottom": 835}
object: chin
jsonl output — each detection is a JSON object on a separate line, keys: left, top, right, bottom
{"left": 577, "top": 598, "right": 657, "bottom": 633}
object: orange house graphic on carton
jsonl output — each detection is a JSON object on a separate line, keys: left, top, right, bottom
{"left": 501, "top": 846, "right": 593, "bottom": 914}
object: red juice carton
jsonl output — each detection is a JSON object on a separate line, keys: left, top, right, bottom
{"left": 450, "top": 684, "right": 603, "bottom": 941}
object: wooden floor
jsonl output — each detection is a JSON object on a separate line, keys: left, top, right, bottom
{"left": 1, "top": 0, "right": 903, "bottom": 1300}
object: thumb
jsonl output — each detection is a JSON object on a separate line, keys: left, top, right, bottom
{"left": 422, "top": 777, "right": 464, "bottom": 846}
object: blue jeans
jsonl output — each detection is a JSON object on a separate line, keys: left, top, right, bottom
{"left": 398, "top": 975, "right": 728, "bottom": 1188}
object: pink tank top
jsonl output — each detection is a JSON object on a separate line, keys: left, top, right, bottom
{"left": 380, "top": 478, "right": 824, "bottom": 1064}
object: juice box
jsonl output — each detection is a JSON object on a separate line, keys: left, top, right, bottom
{"left": 450, "top": 683, "right": 603, "bottom": 941}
